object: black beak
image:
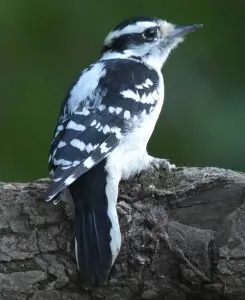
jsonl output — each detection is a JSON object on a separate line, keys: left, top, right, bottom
{"left": 171, "top": 24, "right": 203, "bottom": 38}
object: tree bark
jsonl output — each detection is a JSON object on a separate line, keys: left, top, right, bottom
{"left": 1, "top": 167, "right": 245, "bottom": 300}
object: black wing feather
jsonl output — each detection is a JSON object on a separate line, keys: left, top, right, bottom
{"left": 46, "top": 124, "right": 122, "bottom": 200}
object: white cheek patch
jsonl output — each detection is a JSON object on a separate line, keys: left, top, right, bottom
{"left": 123, "top": 43, "right": 152, "bottom": 58}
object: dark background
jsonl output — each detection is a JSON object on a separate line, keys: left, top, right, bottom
{"left": 1, "top": 0, "right": 245, "bottom": 181}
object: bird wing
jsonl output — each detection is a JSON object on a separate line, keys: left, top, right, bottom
{"left": 45, "top": 58, "right": 159, "bottom": 201}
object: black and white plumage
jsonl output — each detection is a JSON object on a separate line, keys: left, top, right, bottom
{"left": 45, "top": 16, "right": 202, "bottom": 286}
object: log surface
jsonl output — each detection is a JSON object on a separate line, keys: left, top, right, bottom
{"left": 1, "top": 167, "right": 245, "bottom": 300}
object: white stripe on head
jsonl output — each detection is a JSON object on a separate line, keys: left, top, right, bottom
{"left": 104, "top": 21, "right": 157, "bottom": 45}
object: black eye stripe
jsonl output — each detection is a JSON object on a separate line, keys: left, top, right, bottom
{"left": 102, "top": 33, "right": 145, "bottom": 53}
{"left": 101, "top": 29, "right": 159, "bottom": 54}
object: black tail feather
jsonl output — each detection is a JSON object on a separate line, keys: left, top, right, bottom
{"left": 74, "top": 207, "right": 112, "bottom": 285}
{"left": 69, "top": 160, "right": 113, "bottom": 286}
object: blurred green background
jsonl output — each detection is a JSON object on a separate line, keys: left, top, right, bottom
{"left": 1, "top": 0, "right": 245, "bottom": 182}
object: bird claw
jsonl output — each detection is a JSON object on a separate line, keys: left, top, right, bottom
{"left": 151, "top": 158, "right": 176, "bottom": 173}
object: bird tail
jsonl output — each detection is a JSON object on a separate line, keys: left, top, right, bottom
{"left": 69, "top": 160, "right": 121, "bottom": 286}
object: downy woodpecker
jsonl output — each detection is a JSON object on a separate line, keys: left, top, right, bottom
{"left": 45, "top": 17, "right": 202, "bottom": 286}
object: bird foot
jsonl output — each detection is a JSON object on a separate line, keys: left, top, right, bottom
{"left": 150, "top": 157, "right": 176, "bottom": 173}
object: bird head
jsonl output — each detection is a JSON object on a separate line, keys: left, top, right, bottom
{"left": 101, "top": 17, "right": 202, "bottom": 70}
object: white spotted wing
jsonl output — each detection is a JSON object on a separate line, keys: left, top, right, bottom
{"left": 46, "top": 58, "right": 159, "bottom": 201}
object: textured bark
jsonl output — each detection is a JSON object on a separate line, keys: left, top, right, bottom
{"left": 1, "top": 167, "right": 245, "bottom": 300}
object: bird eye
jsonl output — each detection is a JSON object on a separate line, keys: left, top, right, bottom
{"left": 142, "top": 27, "right": 159, "bottom": 41}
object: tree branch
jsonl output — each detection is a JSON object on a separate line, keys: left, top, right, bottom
{"left": 1, "top": 167, "right": 245, "bottom": 300}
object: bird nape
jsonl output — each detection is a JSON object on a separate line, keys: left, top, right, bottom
{"left": 45, "top": 16, "right": 202, "bottom": 286}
